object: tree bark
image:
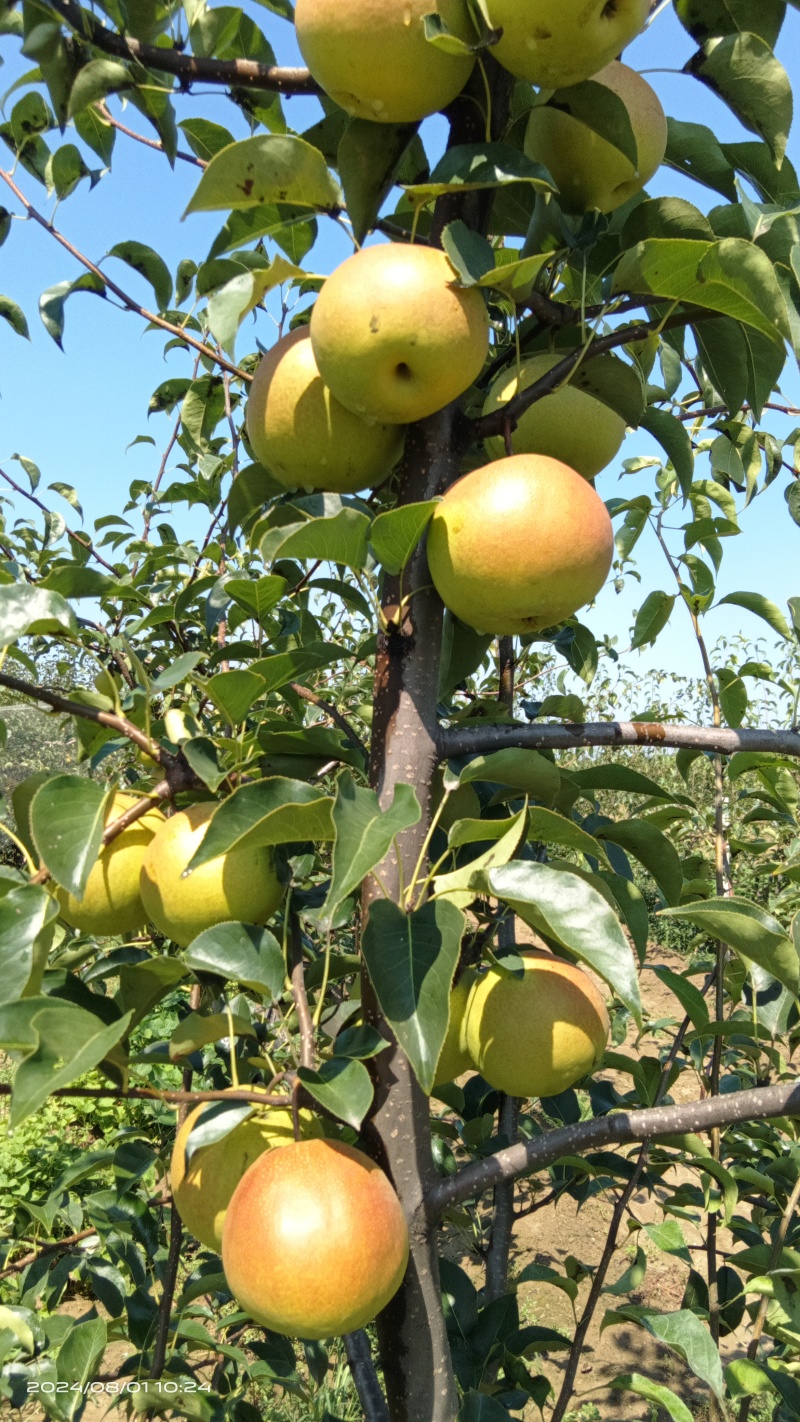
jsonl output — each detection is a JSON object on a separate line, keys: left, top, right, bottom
{"left": 361, "top": 408, "right": 462, "bottom": 1422}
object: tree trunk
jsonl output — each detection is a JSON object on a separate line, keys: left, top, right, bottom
{"left": 361, "top": 407, "right": 461, "bottom": 1422}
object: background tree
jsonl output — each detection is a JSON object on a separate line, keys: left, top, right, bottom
{"left": 2, "top": 2, "right": 800, "bottom": 1420}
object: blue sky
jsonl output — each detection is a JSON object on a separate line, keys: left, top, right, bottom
{"left": 0, "top": 2, "right": 799, "bottom": 690}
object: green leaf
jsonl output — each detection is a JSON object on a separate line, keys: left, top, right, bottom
{"left": 606, "top": 1308, "right": 724, "bottom": 1400}
{"left": 321, "top": 773, "right": 421, "bottom": 923}
{"left": 169, "top": 1009, "right": 255, "bottom": 1059}
{"left": 685, "top": 33, "right": 792, "bottom": 167}
{"left": 332, "top": 1023, "right": 389, "bottom": 1060}
{"left": 539, "top": 75, "right": 639, "bottom": 168}
{"left": 184, "top": 135, "right": 342, "bottom": 215}
{"left": 184, "top": 922, "right": 284, "bottom": 999}
{"left": 206, "top": 257, "right": 304, "bottom": 356}
{"left": 652, "top": 964, "right": 710, "bottom": 1029}
{"left": 180, "top": 737, "right": 227, "bottom": 793}
{"left": 266, "top": 508, "right": 371, "bottom": 569}
{"left": 67, "top": 58, "right": 131, "bottom": 116}
{"left": 631, "top": 591, "right": 676, "bottom": 650}
{"left": 0, "top": 584, "right": 76, "bottom": 643}
{"left": 179, "top": 117, "right": 236, "bottom": 162}
{"left": 596, "top": 819, "right": 684, "bottom": 905}
{"left": 0, "top": 294, "right": 29, "bottom": 339}
{"left": 297, "top": 1057, "right": 373, "bottom": 1129}
{"left": 0, "top": 997, "right": 132, "bottom": 1126}
{"left": 525, "top": 807, "right": 610, "bottom": 866}
{"left": 434, "top": 805, "right": 528, "bottom": 908}
{"left": 361, "top": 898, "right": 465, "bottom": 1094}
{"left": 676, "top": 0, "right": 786, "bottom": 48}
{"left": 0, "top": 884, "right": 59, "bottom": 1005}
{"left": 205, "top": 669, "right": 265, "bottom": 724}
{"left": 661, "top": 897, "right": 800, "bottom": 995}
{"left": 107, "top": 241, "right": 172, "bottom": 312}
{"left": 251, "top": 643, "right": 351, "bottom": 694}
{"left": 370, "top": 501, "right": 439, "bottom": 575}
{"left": 338, "top": 119, "right": 419, "bottom": 245}
{"left": 640, "top": 408, "right": 694, "bottom": 496}
{"left": 187, "top": 779, "right": 335, "bottom": 872}
{"left": 56, "top": 1316, "right": 107, "bottom": 1417}
{"left": 150, "top": 651, "right": 204, "bottom": 690}
{"left": 610, "top": 1373, "right": 693, "bottom": 1422}
{"left": 717, "top": 666, "right": 748, "bottom": 728}
{"left": 487, "top": 862, "right": 642, "bottom": 1023}
{"left": 566, "top": 764, "right": 688, "bottom": 804}
{"left": 458, "top": 1393, "right": 516, "bottom": 1422}
{"left": 30, "top": 775, "right": 107, "bottom": 898}
{"left": 258, "top": 723, "right": 364, "bottom": 772}
{"left": 402, "top": 142, "right": 555, "bottom": 208}
{"left": 441, "top": 220, "right": 496, "bottom": 283}
{"left": 716, "top": 591, "right": 792, "bottom": 640}
{"left": 613, "top": 238, "right": 790, "bottom": 344}
{"left": 117, "top": 957, "right": 187, "bottom": 1030}
{"left": 460, "top": 749, "right": 560, "bottom": 805}
{"left": 665, "top": 118, "right": 736, "bottom": 200}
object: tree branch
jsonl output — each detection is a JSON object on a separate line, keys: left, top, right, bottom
{"left": 344, "top": 1330, "right": 391, "bottom": 1422}
{"left": 0, "top": 669, "right": 163, "bottom": 762}
{"left": 289, "top": 683, "right": 369, "bottom": 760}
{"left": 41, "top": 0, "right": 319, "bottom": 94}
{"left": 0, "top": 1083, "right": 289, "bottom": 1106}
{"left": 426, "top": 1080, "right": 800, "bottom": 1218}
{"left": 0, "top": 167, "right": 251, "bottom": 382}
{"left": 438, "top": 720, "right": 800, "bottom": 761}
{"left": 471, "top": 310, "right": 717, "bottom": 443}
{"left": 288, "top": 908, "right": 315, "bottom": 1071}
{"left": 0, "top": 465, "right": 121, "bottom": 576}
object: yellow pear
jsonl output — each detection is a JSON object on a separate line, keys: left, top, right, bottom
{"left": 426, "top": 453, "right": 614, "bottom": 635}
{"left": 483, "top": 0, "right": 650, "bottom": 88}
{"left": 525, "top": 62, "right": 668, "bottom": 215}
{"left": 464, "top": 949, "right": 610, "bottom": 1098}
{"left": 222, "top": 1140, "right": 409, "bottom": 1338}
{"left": 172, "top": 1101, "right": 322, "bottom": 1250}
{"left": 245, "top": 329, "right": 405, "bottom": 494}
{"left": 310, "top": 244, "right": 489, "bottom": 425}
{"left": 433, "top": 970, "right": 477, "bottom": 1088}
{"left": 295, "top": 0, "right": 475, "bottom": 124}
{"left": 482, "top": 352, "right": 626, "bottom": 478}
{"left": 56, "top": 792, "right": 164, "bottom": 937}
{"left": 139, "top": 802, "right": 284, "bottom": 948}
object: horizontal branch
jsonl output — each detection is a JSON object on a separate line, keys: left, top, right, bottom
{"left": 472, "top": 310, "right": 716, "bottom": 442}
{"left": 439, "top": 720, "right": 800, "bottom": 761}
{"left": 42, "top": 0, "right": 319, "bottom": 94}
{"left": 427, "top": 1079, "right": 800, "bottom": 1218}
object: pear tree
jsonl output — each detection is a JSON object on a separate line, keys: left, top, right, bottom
{"left": 1, "top": 1, "right": 800, "bottom": 1420}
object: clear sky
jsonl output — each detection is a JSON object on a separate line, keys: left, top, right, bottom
{"left": 1, "top": 3, "right": 799, "bottom": 693}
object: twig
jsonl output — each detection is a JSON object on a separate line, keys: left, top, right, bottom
{"left": 0, "top": 465, "right": 120, "bottom": 576}
{"left": 290, "top": 683, "right": 368, "bottom": 759}
{"left": 0, "top": 167, "right": 251, "bottom": 383}
{"left": 472, "top": 311, "right": 719, "bottom": 443}
{"left": 0, "top": 1083, "right": 289, "bottom": 1106}
{"left": 288, "top": 909, "right": 315, "bottom": 1071}
{"left": 149, "top": 983, "right": 200, "bottom": 1385}
{"left": 0, "top": 1228, "right": 96, "bottom": 1281}
{"left": 40, "top": 0, "right": 319, "bottom": 94}
{"left": 97, "top": 103, "right": 205, "bottom": 167}
{"left": 344, "top": 1330, "right": 391, "bottom": 1422}
{"left": 0, "top": 669, "right": 162, "bottom": 762}
{"left": 439, "top": 720, "right": 800, "bottom": 761}
{"left": 738, "top": 1174, "right": 800, "bottom": 1422}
